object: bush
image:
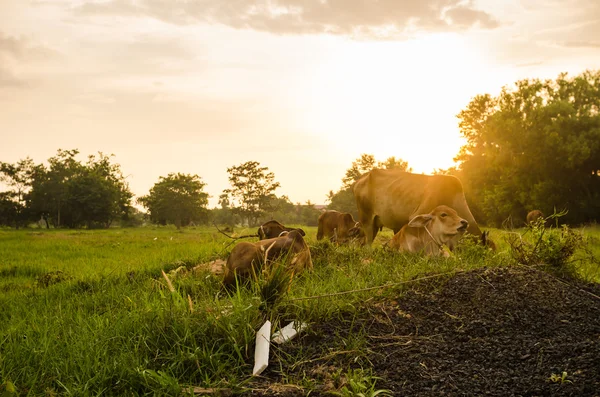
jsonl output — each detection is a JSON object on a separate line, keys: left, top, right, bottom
{"left": 507, "top": 217, "right": 584, "bottom": 279}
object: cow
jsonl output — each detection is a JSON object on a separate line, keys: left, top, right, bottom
{"left": 353, "top": 169, "right": 486, "bottom": 248}
{"left": 257, "top": 220, "right": 305, "bottom": 240}
{"left": 388, "top": 205, "right": 468, "bottom": 256}
{"left": 316, "top": 210, "right": 365, "bottom": 244}
{"left": 223, "top": 229, "right": 312, "bottom": 285}
{"left": 526, "top": 210, "right": 544, "bottom": 225}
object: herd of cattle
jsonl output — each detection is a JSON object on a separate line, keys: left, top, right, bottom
{"left": 223, "top": 169, "right": 543, "bottom": 285}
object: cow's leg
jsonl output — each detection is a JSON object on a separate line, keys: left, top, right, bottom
{"left": 371, "top": 215, "right": 384, "bottom": 241}
{"left": 371, "top": 223, "right": 379, "bottom": 241}
{"left": 359, "top": 212, "right": 376, "bottom": 244}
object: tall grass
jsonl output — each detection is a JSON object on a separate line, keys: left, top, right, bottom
{"left": 0, "top": 224, "right": 597, "bottom": 395}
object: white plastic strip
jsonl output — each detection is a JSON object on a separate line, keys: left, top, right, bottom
{"left": 271, "top": 321, "right": 307, "bottom": 344}
{"left": 252, "top": 320, "right": 271, "bottom": 376}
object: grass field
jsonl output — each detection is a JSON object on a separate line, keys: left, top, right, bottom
{"left": 0, "top": 225, "right": 598, "bottom": 395}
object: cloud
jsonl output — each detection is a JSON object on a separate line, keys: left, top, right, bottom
{"left": 0, "top": 32, "right": 59, "bottom": 89}
{"left": 0, "top": 34, "right": 23, "bottom": 57}
{"left": 0, "top": 66, "right": 26, "bottom": 87}
{"left": 443, "top": 6, "right": 499, "bottom": 29}
{"left": 515, "top": 61, "right": 544, "bottom": 68}
{"left": 75, "top": 0, "right": 500, "bottom": 38}
{"left": 0, "top": 32, "right": 58, "bottom": 61}
{"left": 545, "top": 19, "right": 600, "bottom": 48}
{"left": 559, "top": 40, "right": 600, "bottom": 48}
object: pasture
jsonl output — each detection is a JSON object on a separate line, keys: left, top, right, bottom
{"left": 0, "top": 225, "right": 599, "bottom": 396}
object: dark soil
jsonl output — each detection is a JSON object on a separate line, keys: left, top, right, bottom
{"left": 251, "top": 267, "right": 600, "bottom": 396}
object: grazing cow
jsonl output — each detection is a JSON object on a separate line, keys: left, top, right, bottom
{"left": 388, "top": 205, "right": 468, "bottom": 256}
{"left": 354, "top": 169, "right": 486, "bottom": 248}
{"left": 526, "top": 210, "right": 544, "bottom": 225}
{"left": 317, "top": 210, "right": 365, "bottom": 243}
{"left": 223, "top": 229, "right": 312, "bottom": 285}
{"left": 257, "top": 220, "right": 305, "bottom": 240}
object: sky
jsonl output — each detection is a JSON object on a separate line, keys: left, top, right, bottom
{"left": 1, "top": 0, "right": 600, "bottom": 207}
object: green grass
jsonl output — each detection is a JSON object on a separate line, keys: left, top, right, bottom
{"left": 0, "top": 224, "right": 598, "bottom": 395}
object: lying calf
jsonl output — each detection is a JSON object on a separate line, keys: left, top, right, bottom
{"left": 223, "top": 229, "right": 312, "bottom": 285}
{"left": 257, "top": 220, "right": 306, "bottom": 240}
{"left": 388, "top": 205, "right": 468, "bottom": 257}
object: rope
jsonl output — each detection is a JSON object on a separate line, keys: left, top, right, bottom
{"left": 288, "top": 271, "right": 463, "bottom": 302}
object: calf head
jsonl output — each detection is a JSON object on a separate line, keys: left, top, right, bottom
{"left": 408, "top": 205, "right": 468, "bottom": 247}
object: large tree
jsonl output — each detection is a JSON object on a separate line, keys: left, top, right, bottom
{"left": 138, "top": 173, "right": 209, "bottom": 229}
{"left": 328, "top": 154, "right": 412, "bottom": 217}
{"left": 455, "top": 70, "right": 600, "bottom": 226}
{"left": 224, "top": 161, "right": 281, "bottom": 226}
{"left": 2, "top": 149, "right": 133, "bottom": 228}
{"left": 63, "top": 153, "right": 133, "bottom": 228}
{"left": 27, "top": 149, "right": 83, "bottom": 228}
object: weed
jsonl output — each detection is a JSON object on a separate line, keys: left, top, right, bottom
{"left": 332, "top": 368, "right": 392, "bottom": 397}
{"left": 35, "top": 270, "right": 72, "bottom": 287}
{"left": 547, "top": 371, "right": 572, "bottom": 384}
{"left": 507, "top": 213, "right": 584, "bottom": 279}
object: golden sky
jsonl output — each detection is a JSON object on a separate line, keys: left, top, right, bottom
{"left": 1, "top": 0, "right": 600, "bottom": 206}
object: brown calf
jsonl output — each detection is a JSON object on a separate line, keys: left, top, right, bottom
{"left": 257, "top": 220, "right": 305, "bottom": 240}
{"left": 223, "top": 229, "right": 312, "bottom": 285}
{"left": 317, "top": 210, "right": 364, "bottom": 244}
{"left": 388, "top": 205, "right": 468, "bottom": 256}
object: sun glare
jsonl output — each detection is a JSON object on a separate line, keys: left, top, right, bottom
{"left": 300, "top": 33, "right": 484, "bottom": 173}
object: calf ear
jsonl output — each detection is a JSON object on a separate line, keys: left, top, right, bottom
{"left": 297, "top": 228, "right": 306, "bottom": 236}
{"left": 408, "top": 214, "right": 434, "bottom": 228}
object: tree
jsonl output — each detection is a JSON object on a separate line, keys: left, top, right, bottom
{"left": 224, "top": 161, "right": 281, "bottom": 226}
{"left": 25, "top": 150, "right": 133, "bottom": 228}
{"left": 0, "top": 158, "right": 36, "bottom": 228}
{"left": 341, "top": 154, "right": 377, "bottom": 189}
{"left": 455, "top": 70, "right": 600, "bottom": 226}
{"left": 0, "top": 192, "right": 19, "bottom": 227}
{"left": 1, "top": 149, "right": 133, "bottom": 229}
{"left": 377, "top": 156, "right": 412, "bottom": 173}
{"left": 296, "top": 200, "right": 322, "bottom": 226}
{"left": 138, "top": 173, "right": 209, "bottom": 229}
{"left": 210, "top": 191, "right": 239, "bottom": 227}
{"left": 64, "top": 153, "right": 133, "bottom": 228}
{"left": 328, "top": 154, "right": 412, "bottom": 217}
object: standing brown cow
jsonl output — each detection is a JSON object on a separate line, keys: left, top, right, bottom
{"left": 223, "top": 229, "right": 312, "bottom": 285}
{"left": 354, "top": 169, "right": 484, "bottom": 248}
{"left": 388, "top": 205, "right": 468, "bottom": 256}
{"left": 317, "top": 210, "right": 364, "bottom": 243}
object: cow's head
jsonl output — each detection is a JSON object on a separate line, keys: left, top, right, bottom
{"left": 408, "top": 205, "right": 468, "bottom": 246}
{"left": 347, "top": 221, "right": 365, "bottom": 243}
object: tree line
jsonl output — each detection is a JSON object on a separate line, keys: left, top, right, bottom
{"left": 2, "top": 70, "right": 599, "bottom": 229}
{"left": 0, "top": 154, "right": 322, "bottom": 229}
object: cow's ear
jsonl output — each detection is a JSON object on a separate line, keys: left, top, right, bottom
{"left": 408, "top": 214, "right": 433, "bottom": 228}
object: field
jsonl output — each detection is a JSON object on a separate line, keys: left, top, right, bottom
{"left": 0, "top": 225, "right": 599, "bottom": 396}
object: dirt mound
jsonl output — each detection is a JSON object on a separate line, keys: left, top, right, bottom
{"left": 254, "top": 267, "right": 600, "bottom": 396}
